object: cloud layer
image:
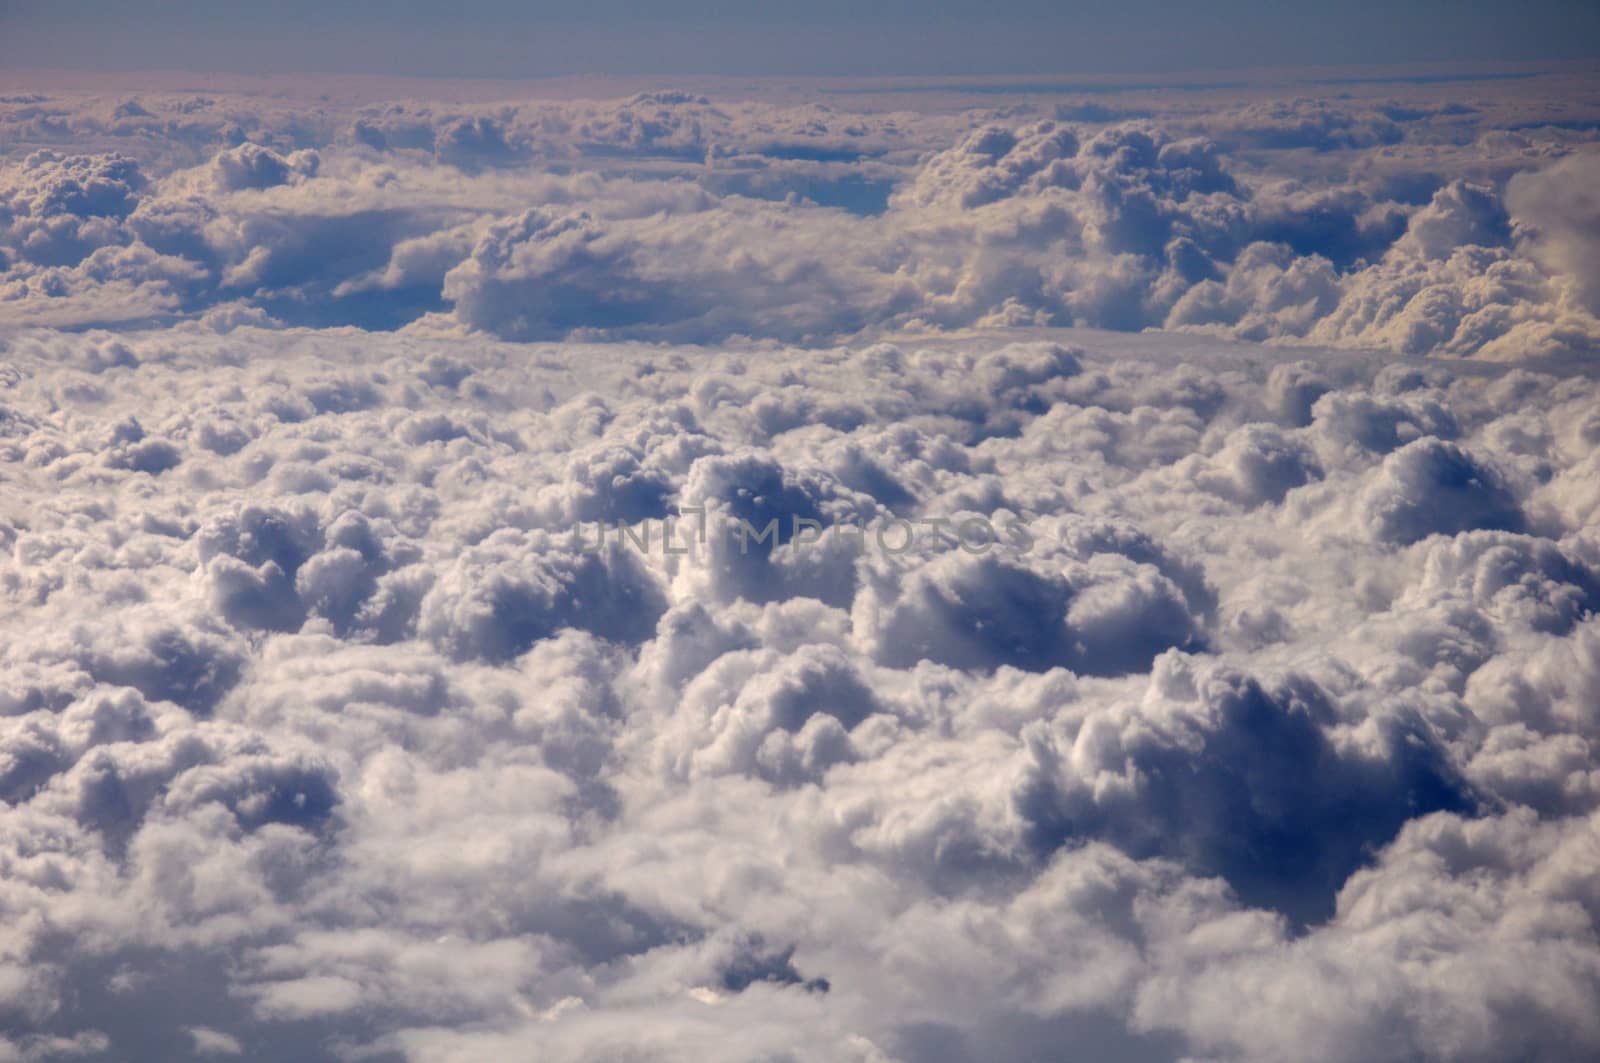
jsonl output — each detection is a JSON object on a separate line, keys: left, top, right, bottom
{"left": 0, "top": 316, "right": 1598, "bottom": 1060}
{"left": 3, "top": 67, "right": 1600, "bottom": 1062}
{"left": 3, "top": 73, "right": 1600, "bottom": 357}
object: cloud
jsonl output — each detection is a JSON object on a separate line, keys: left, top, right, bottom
{"left": 3, "top": 86, "right": 1597, "bottom": 355}
{"left": 1356, "top": 437, "right": 1525, "bottom": 545}
{"left": 1506, "top": 150, "right": 1600, "bottom": 316}
{"left": 0, "top": 321, "right": 1597, "bottom": 1058}
{"left": 2, "top": 70, "right": 1600, "bottom": 1063}
{"left": 207, "top": 144, "right": 318, "bottom": 194}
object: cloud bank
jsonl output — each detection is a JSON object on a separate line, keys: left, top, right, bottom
{"left": 3, "top": 66, "right": 1600, "bottom": 1063}
{"left": 3, "top": 73, "right": 1599, "bottom": 357}
{"left": 1, "top": 318, "right": 1599, "bottom": 1060}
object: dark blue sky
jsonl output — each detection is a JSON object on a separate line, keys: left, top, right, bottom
{"left": 2, "top": 0, "right": 1597, "bottom": 78}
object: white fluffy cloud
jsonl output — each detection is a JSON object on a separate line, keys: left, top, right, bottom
{"left": 2, "top": 67, "right": 1600, "bottom": 1063}
{"left": 0, "top": 318, "right": 1598, "bottom": 1061}
{"left": 3, "top": 78, "right": 1599, "bottom": 354}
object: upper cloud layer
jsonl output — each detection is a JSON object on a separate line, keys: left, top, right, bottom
{"left": 3, "top": 75, "right": 1599, "bottom": 357}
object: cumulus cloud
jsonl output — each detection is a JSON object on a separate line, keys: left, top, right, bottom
{"left": 1507, "top": 151, "right": 1600, "bottom": 316}
{"left": 3, "top": 80, "right": 1599, "bottom": 354}
{"left": 1, "top": 319, "right": 1597, "bottom": 1060}
{"left": 2, "top": 67, "right": 1600, "bottom": 1063}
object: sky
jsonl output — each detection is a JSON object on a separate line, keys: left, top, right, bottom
{"left": 2, "top": 0, "right": 1599, "bottom": 77}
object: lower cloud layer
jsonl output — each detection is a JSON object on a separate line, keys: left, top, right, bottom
{"left": 1, "top": 325, "right": 1599, "bottom": 1061}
